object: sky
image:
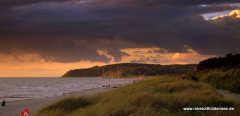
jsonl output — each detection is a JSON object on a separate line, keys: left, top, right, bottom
{"left": 0, "top": 0, "right": 240, "bottom": 77}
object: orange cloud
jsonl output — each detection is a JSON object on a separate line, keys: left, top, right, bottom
{"left": 206, "top": 9, "right": 240, "bottom": 20}
{"left": 172, "top": 53, "right": 199, "bottom": 61}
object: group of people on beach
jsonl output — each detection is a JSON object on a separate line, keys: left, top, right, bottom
{"left": 175, "top": 75, "right": 197, "bottom": 82}
{"left": 176, "top": 75, "right": 185, "bottom": 79}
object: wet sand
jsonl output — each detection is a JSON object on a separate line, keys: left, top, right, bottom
{"left": 0, "top": 88, "right": 112, "bottom": 116}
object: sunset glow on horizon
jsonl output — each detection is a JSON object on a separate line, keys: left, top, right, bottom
{"left": 0, "top": 0, "right": 239, "bottom": 77}
{"left": 0, "top": 47, "right": 215, "bottom": 77}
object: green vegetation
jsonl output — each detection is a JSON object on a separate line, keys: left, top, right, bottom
{"left": 62, "top": 63, "right": 196, "bottom": 77}
{"left": 184, "top": 69, "right": 240, "bottom": 93}
{"left": 182, "top": 53, "right": 240, "bottom": 94}
{"left": 35, "top": 76, "right": 240, "bottom": 116}
{"left": 197, "top": 53, "right": 240, "bottom": 70}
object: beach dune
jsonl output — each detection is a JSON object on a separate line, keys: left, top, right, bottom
{"left": 0, "top": 88, "right": 111, "bottom": 116}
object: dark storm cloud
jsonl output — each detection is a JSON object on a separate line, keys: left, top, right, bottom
{"left": 122, "top": 52, "right": 130, "bottom": 56}
{"left": 170, "top": 14, "right": 240, "bottom": 55}
{"left": 152, "top": 59, "right": 169, "bottom": 63}
{"left": 16, "top": 39, "right": 111, "bottom": 63}
{"left": 203, "top": 17, "right": 240, "bottom": 55}
{"left": 107, "top": 48, "right": 130, "bottom": 62}
{"left": 152, "top": 59, "right": 161, "bottom": 63}
{"left": 87, "top": 0, "right": 238, "bottom": 8}
{"left": 35, "top": 40, "right": 111, "bottom": 63}
{"left": 130, "top": 59, "right": 146, "bottom": 63}
{"left": 153, "top": 49, "right": 168, "bottom": 54}
{"left": 130, "top": 57, "right": 152, "bottom": 63}
{"left": 0, "top": 0, "right": 240, "bottom": 63}
{"left": 150, "top": 55, "right": 163, "bottom": 58}
{"left": 0, "top": 0, "right": 72, "bottom": 12}
{"left": 146, "top": 58, "right": 149, "bottom": 61}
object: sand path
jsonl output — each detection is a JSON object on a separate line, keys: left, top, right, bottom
{"left": 0, "top": 88, "right": 112, "bottom": 116}
{"left": 217, "top": 89, "right": 240, "bottom": 100}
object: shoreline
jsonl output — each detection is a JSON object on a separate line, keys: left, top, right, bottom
{"left": 3, "top": 87, "right": 101, "bottom": 103}
{"left": 0, "top": 87, "right": 112, "bottom": 116}
{"left": 0, "top": 77, "right": 137, "bottom": 104}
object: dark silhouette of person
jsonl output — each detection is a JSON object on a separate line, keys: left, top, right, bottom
{"left": 192, "top": 75, "right": 195, "bottom": 81}
{"left": 182, "top": 76, "right": 185, "bottom": 79}
{"left": 195, "top": 76, "right": 198, "bottom": 82}
{"left": 2, "top": 100, "right": 5, "bottom": 106}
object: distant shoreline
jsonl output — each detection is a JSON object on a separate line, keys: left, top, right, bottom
{"left": 61, "top": 63, "right": 196, "bottom": 77}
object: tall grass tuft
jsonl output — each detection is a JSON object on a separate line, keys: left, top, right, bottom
{"left": 35, "top": 76, "right": 240, "bottom": 116}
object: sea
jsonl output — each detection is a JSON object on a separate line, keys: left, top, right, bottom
{"left": 0, "top": 77, "right": 136, "bottom": 102}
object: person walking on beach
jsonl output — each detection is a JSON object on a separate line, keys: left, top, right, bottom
{"left": 2, "top": 100, "right": 5, "bottom": 106}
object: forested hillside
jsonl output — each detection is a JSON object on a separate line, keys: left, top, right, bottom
{"left": 62, "top": 63, "right": 196, "bottom": 77}
{"left": 197, "top": 53, "right": 240, "bottom": 70}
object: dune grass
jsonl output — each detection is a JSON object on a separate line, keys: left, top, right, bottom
{"left": 184, "top": 69, "right": 240, "bottom": 93}
{"left": 35, "top": 76, "right": 240, "bottom": 116}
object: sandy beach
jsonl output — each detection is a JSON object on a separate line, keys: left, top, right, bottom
{"left": 0, "top": 88, "right": 112, "bottom": 116}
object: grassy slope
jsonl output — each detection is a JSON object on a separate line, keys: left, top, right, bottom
{"left": 184, "top": 69, "right": 240, "bottom": 93}
{"left": 35, "top": 76, "right": 240, "bottom": 116}
{"left": 62, "top": 63, "right": 196, "bottom": 77}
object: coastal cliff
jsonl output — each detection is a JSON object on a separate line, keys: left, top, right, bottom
{"left": 62, "top": 63, "right": 196, "bottom": 77}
